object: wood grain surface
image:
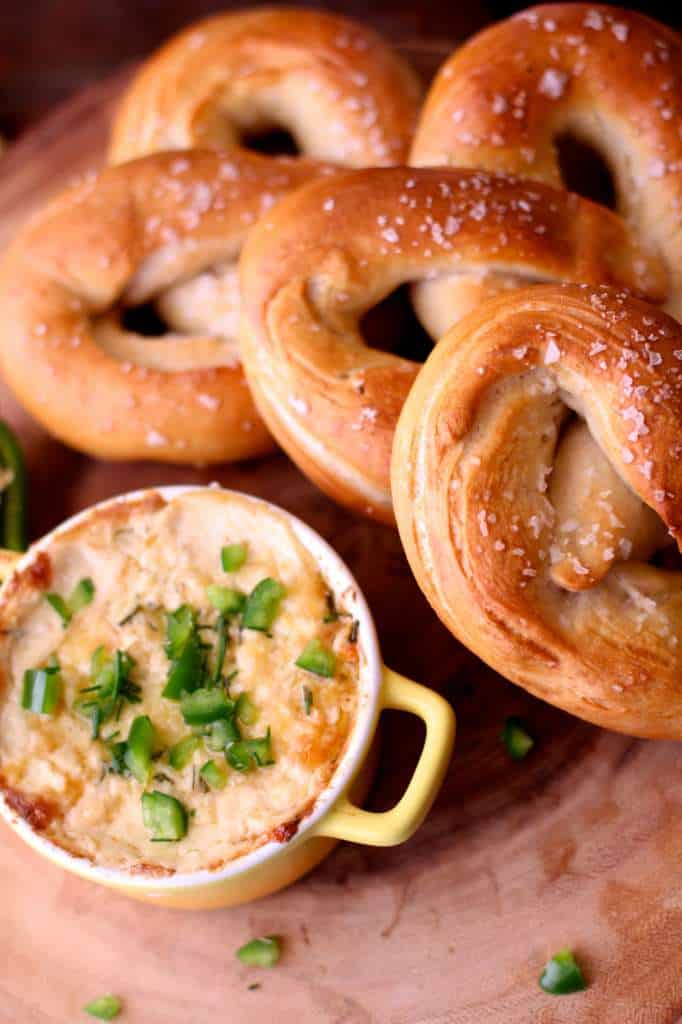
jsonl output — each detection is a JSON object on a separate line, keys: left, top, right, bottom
{"left": 1, "top": 59, "right": 682, "bottom": 1024}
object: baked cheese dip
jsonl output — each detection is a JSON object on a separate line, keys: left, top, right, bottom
{"left": 0, "top": 489, "right": 360, "bottom": 874}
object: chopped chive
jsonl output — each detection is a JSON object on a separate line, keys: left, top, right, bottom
{"left": 221, "top": 542, "right": 248, "bottom": 572}
{"left": 165, "top": 605, "right": 195, "bottom": 659}
{"left": 0, "top": 421, "right": 28, "bottom": 552}
{"left": 212, "top": 613, "right": 228, "bottom": 685}
{"left": 45, "top": 577, "right": 95, "bottom": 625}
{"left": 236, "top": 692, "right": 259, "bottom": 725}
{"left": 69, "top": 577, "right": 95, "bottom": 614}
{"left": 74, "top": 648, "right": 140, "bottom": 739}
{"left": 539, "top": 949, "right": 588, "bottom": 995}
{"left": 200, "top": 759, "right": 228, "bottom": 790}
{"left": 302, "top": 686, "right": 313, "bottom": 715}
{"left": 236, "top": 936, "right": 281, "bottom": 968}
{"left": 83, "top": 994, "right": 122, "bottom": 1020}
{"left": 180, "top": 687, "right": 234, "bottom": 726}
{"left": 206, "top": 585, "right": 246, "bottom": 616}
{"left": 242, "top": 578, "right": 286, "bottom": 632}
{"left": 295, "top": 638, "right": 336, "bottom": 678}
{"left": 123, "top": 715, "right": 155, "bottom": 785}
{"left": 205, "top": 716, "right": 240, "bottom": 751}
{"left": 141, "top": 791, "right": 188, "bottom": 842}
{"left": 162, "top": 606, "right": 205, "bottom": 700}
{"left": 45, "top": 593, "right": 70, "bottom": 624}
{"left": 227, "top": 728, "right": 274, "bottom": 772}
{"left": 501, "top": 716, "right": 534, "bottom": 761}
{"left": 169, "top": 734, "right": 200, "bottom": 771}
{"left": 21, "top": 665, "right": 61, "bottom": 715}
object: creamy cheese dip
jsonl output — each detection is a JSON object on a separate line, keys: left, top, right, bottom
{"left": 0, "top": 490, "right": 359, "bottom": 873}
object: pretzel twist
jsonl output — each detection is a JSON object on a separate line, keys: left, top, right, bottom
{"left": 240, "top": 167, "right": 665, "bottom": 521}
{"left": 0, "top": 149, "right": 332, "bottom": 463}
{"left": 411, "top": 4, "right": 682, "bottom": 319}
{"left": 110, "top": 7, "right": 422, "bottom": 168}
{"left": 392, "top": 285, "right": 682, "bottom": 738}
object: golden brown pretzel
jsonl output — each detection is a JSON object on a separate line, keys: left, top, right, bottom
{"left": 239, "top": 166, "right": 664, "bottom": 522}
{"left": 392, "top": 284, "right": 682, "bottom": 738}
{"left": 0, "top": 149, "right": 332, "bottom": 463}
{"left": 109, "top": 7, "right": 422, "bottom": 167}
{"left": 410, "top": 4, "right": 682, "bottom": 319}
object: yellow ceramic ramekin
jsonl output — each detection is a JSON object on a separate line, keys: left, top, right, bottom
{"left": 0, "top": 486, "right": 455, "bottom": 910}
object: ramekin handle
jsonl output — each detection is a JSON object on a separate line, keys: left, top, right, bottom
{"left": 312, "top": 666, "right": 455, "bottom": 846}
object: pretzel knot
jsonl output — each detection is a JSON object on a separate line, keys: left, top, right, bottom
{"left": 411, "top": 3, "right": 682, "bottom": 320}
{"left": 240, "top": 167, "right": 664, "bottom": 521}
{"left": 0, "top": 149, "right": 333, "bottom": 463}
{"left": 109, "top": 7, "right": 422, "bottom": 168}
{"left": 393, "top": 285, "right": 682, "bottom": 738}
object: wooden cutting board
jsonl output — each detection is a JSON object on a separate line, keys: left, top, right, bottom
{"left": 1, "top": 52, "right": 682, "bottom": 1024}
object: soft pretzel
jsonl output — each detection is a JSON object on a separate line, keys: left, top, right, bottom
{"left": 410, "top": 4, "right": 682, "bottom": 319}
{"left": 392, "top": 284, "right": 682, "bottom": 738}
{"left": 239, "top": 166, "right": 665, "bottom": 522}
{"left": 0, "top": 149, "right": 333, "bottom": 463}
{"left": 109, "top": 7, "right": 422, "bottom": 168}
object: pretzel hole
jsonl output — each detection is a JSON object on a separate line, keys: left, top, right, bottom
{"left": 359, "top": 285, "right": 434, "bottom": 363}
{"left": 120, "top": 301, "right": 169, "bottom": 338}
{"left": 240, "top": 126, "right": 300, "bottom": 157}
{"left": 555, "top": 133, "right": 617, "bottom": 210}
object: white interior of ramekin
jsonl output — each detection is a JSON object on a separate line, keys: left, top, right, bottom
{"left": 0, "top": 485, "right": 383, "bottom": 891}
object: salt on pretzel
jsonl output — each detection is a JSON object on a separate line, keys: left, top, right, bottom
{"left": 109, "top": 7, "right": 422, "bottom": 168}
{"left": 239, "top": 167, "right": 664, "bottom": 521}
{"left": 392, "top": 284, "right": 682, "bottom": 738}
{"left": 410, "top": 4, "right": 682, "bottom": 320}
{"left": 0, "top": 149, "right": 332, "bottom": 463}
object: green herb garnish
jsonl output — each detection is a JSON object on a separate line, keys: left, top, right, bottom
{"left": 236, "top": 936, "right": 281, "bottom": 967}
{"left": 212, "top": 613, "right": 228, "bottom": 686}
{"left": 75, "top": 648, "right": 141, "bottom": 739}
{"left": 501, "top": 716, "right": 534, "bottom": 761}
{"left": 205, "top": 717, "right": 240, "bottom": 751}
{"left": 180, "top": 687, "right": 234, "bottom": 726}
{"left": 236, "top": 691, "right": 259, "bottom": 725}
{"left": 162, "top": 605, "right": 205, "bottom": 700}
{"left": 242, "top": 578, "right": 286, "bottom": 632}
{"left": 302, "top": 686, "right": 313, "bottom": 715}
{"left": 169, "top": 734, "right": 200, "bottom": 771}
{"left": 207, "top": 585, "right": 246, "bottom": 616}
{"left": 123, "top": 715, "right": 155, "bottom": 785}
{"left": 21, "top": 664, "right": 62, "bottom": 715}
{"left": 102, "top": 732, "right": 128, "bottom": 775}
{"left": 227, "top": 728, "right": 274, "bottom": 772}
{"left": 83, "top": 994, "right": 122, "bottom": 1020}
{"left": 0, "top": 420, "right": 28, "bottom": 552}
{"left": 200, "top": 759, "right": 228, "bottom": 790}
{"left": 46, "top": 577, "right": 95, "bottom": 625}
{"left": 295, "top": 638, "right": 336, "bottom": 678}
{"left": 539, "top": 949, "right": 588, "bottom": 995}
{"left": 141, "top": 791, "right": 188, "bottom": 842}
{"left": 221, "top": 542, "right": 248, "bottom": 572}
